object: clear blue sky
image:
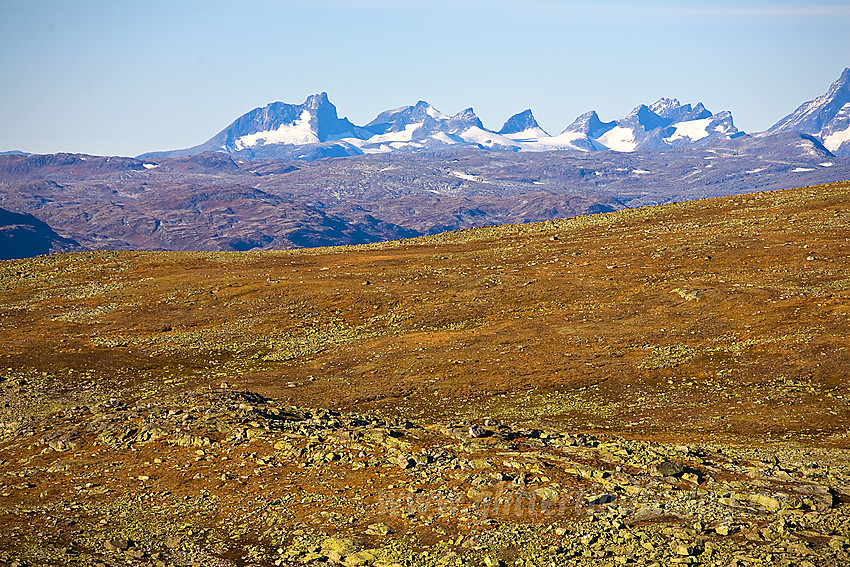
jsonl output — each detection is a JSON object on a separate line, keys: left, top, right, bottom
{"left": 1, "top": 0, "right": 849, "bottom": 157}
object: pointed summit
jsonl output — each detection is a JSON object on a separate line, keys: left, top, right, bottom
{"left": 649, "top": 98, "right": 681, "bottom": 117}
{"left": 834, "top": 67, "right": 850, "bottom": 87}
{"left": 446, "top": 108, "right": 484, "bottom": 133}
{"left": 499, "top": 109, "right": 547, "bottom": 135}
{"left": 622, "top": 104, "right": 667, "bottom": 131}
{"left": 649, "top": 98, "right": 712, "bottom": 122}
{"left": 300, "top": 92, "right": 366, "bottom": 141}
{"left": 563, "top": 110, "right": 616, "bottom": 138}
{"left": 766, "top": 68, "right": 850, "bottom": 139}
{"left": 304, "top": 92, "right": 331, "bottom": 108}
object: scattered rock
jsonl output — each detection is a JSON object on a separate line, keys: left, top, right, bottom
{"left": 631, "top": 506, "right": 663, "bottom": 523}
{"left": 104, "top": 535, "right": 131, "bottom": 552}
{"left": 749, "top": 493, "right": 783, "bottom": 512}
{"left": 161, "top": 535, "right": 182, "bottom": 549}
{"left": 468, "top": 425, "right": 489, "bottom": 438}
{"left": 344, "top": 549, "right": 378, "bottom": 567}
{"left": 588, "top": 493, "right": 617, "bottom": 505}
{"left": 653, "top": 461, "right": 685, "bottom": 477}
{"left": 396, "top": 454, "right": 415, "bottom": 469}
{"left": 365, "top": 522, "right": 392, "bottom": 536}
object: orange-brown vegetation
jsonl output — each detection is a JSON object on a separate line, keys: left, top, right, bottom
{"left": 0, "top": 181, "right": 848, "bottom": 566}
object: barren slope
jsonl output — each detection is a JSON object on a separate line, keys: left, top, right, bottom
{"left": 0, "top": 181, "right": 848, "bottom": 566}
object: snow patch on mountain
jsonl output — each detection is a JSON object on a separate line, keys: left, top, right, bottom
{"left": 425, "top": 106, "right": 448, "bottom": 120}
{"left": 665, "top": 118, "right": 712, "bottom": 142}
{"left": 502, "top": 127, "right": 551, "bottom": 142}
{"left": 823, "top": 124, "right": 850, "bottom": 152}
{"left": 797, "top": 139, "right": 824, "bottom": 157}
{"left": 527, "top": 131, "right": 595, "bottom": 151}
{"left": 429, "top": 132, "right": 460, "bottom": 145}
{"left": 459, "top": 127, "right": 520, "bottom": 149}
{"left": 358, "top": 122, "right": 422, "bottom": 145}
{"left": 598, "top": 126, "right": 637, "bottom": 152}
{"left": 235, "top": 110, "right": 318, "bottom": 149}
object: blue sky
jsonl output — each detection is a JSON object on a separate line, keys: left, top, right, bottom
{"left": 1, "top": 0, "right": 849, "bottom": 156}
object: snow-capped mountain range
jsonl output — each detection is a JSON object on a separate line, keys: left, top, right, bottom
{"left": 140, "top": 68, "right": 850, "bottom": 160}
{"left": 139, "top": 96, "right": 743, "bottom": 161}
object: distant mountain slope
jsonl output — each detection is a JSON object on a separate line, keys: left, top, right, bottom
{"left": 4, "top": 133, "right": 848, "bottom": 253}
{"left": 764, "top": 67, "right": 850, "bottom": 156}
{"left": 0, "top": 208, "right": 83, "bottom": 259}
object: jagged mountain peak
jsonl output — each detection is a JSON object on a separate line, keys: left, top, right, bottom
{"left": 452, "top": 108, "right": 478, "bottom": 120}
{"left": 648, "top": 98, "right": 712, "bottom": 122}
{"left": 765, "top": 67, "right": 850, "bottom": 151}
{"left": 136, "top": 80, "right": 831, "bottom": 160}
{"left": 692, "top": 102, "right": 709, "bottom": 116}
{"left": 563, "top": 110, "right": 617, "bottom": 139}
{"left": 446, "top": 108, "right": 483, "bottom": 132}
{"left": 622, "top": 104, "right": 666, "bottom": 131}
{"left": 228, "top": 92, "right": 359, "bottom": 146}
{"left": 499, "top": 109, "right": 545, "bottom": 135}
{"left": 626, "top": 103, "right": 651, "bottom": 116}
{"left": 834, "top": 67, "right": 850, "bottom": 88}
{"left": 304, "top": 92, "right": 331, "bottom": 108}
{"left": 649, "top": 98, "right": 681, "bottom": 116}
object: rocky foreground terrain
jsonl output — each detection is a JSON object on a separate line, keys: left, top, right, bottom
{"left": 0, "top": 181, "right": 848, "bottom": 566}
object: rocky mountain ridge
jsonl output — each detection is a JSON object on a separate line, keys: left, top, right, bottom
{"left": 139, "top": 94, "right": 743, "bottom": 161}
{"left": 134, "top": 68, "right": 850, "bottom": 161}
{"left": 765, "top": 67, "right": 850, "bottom": 156}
